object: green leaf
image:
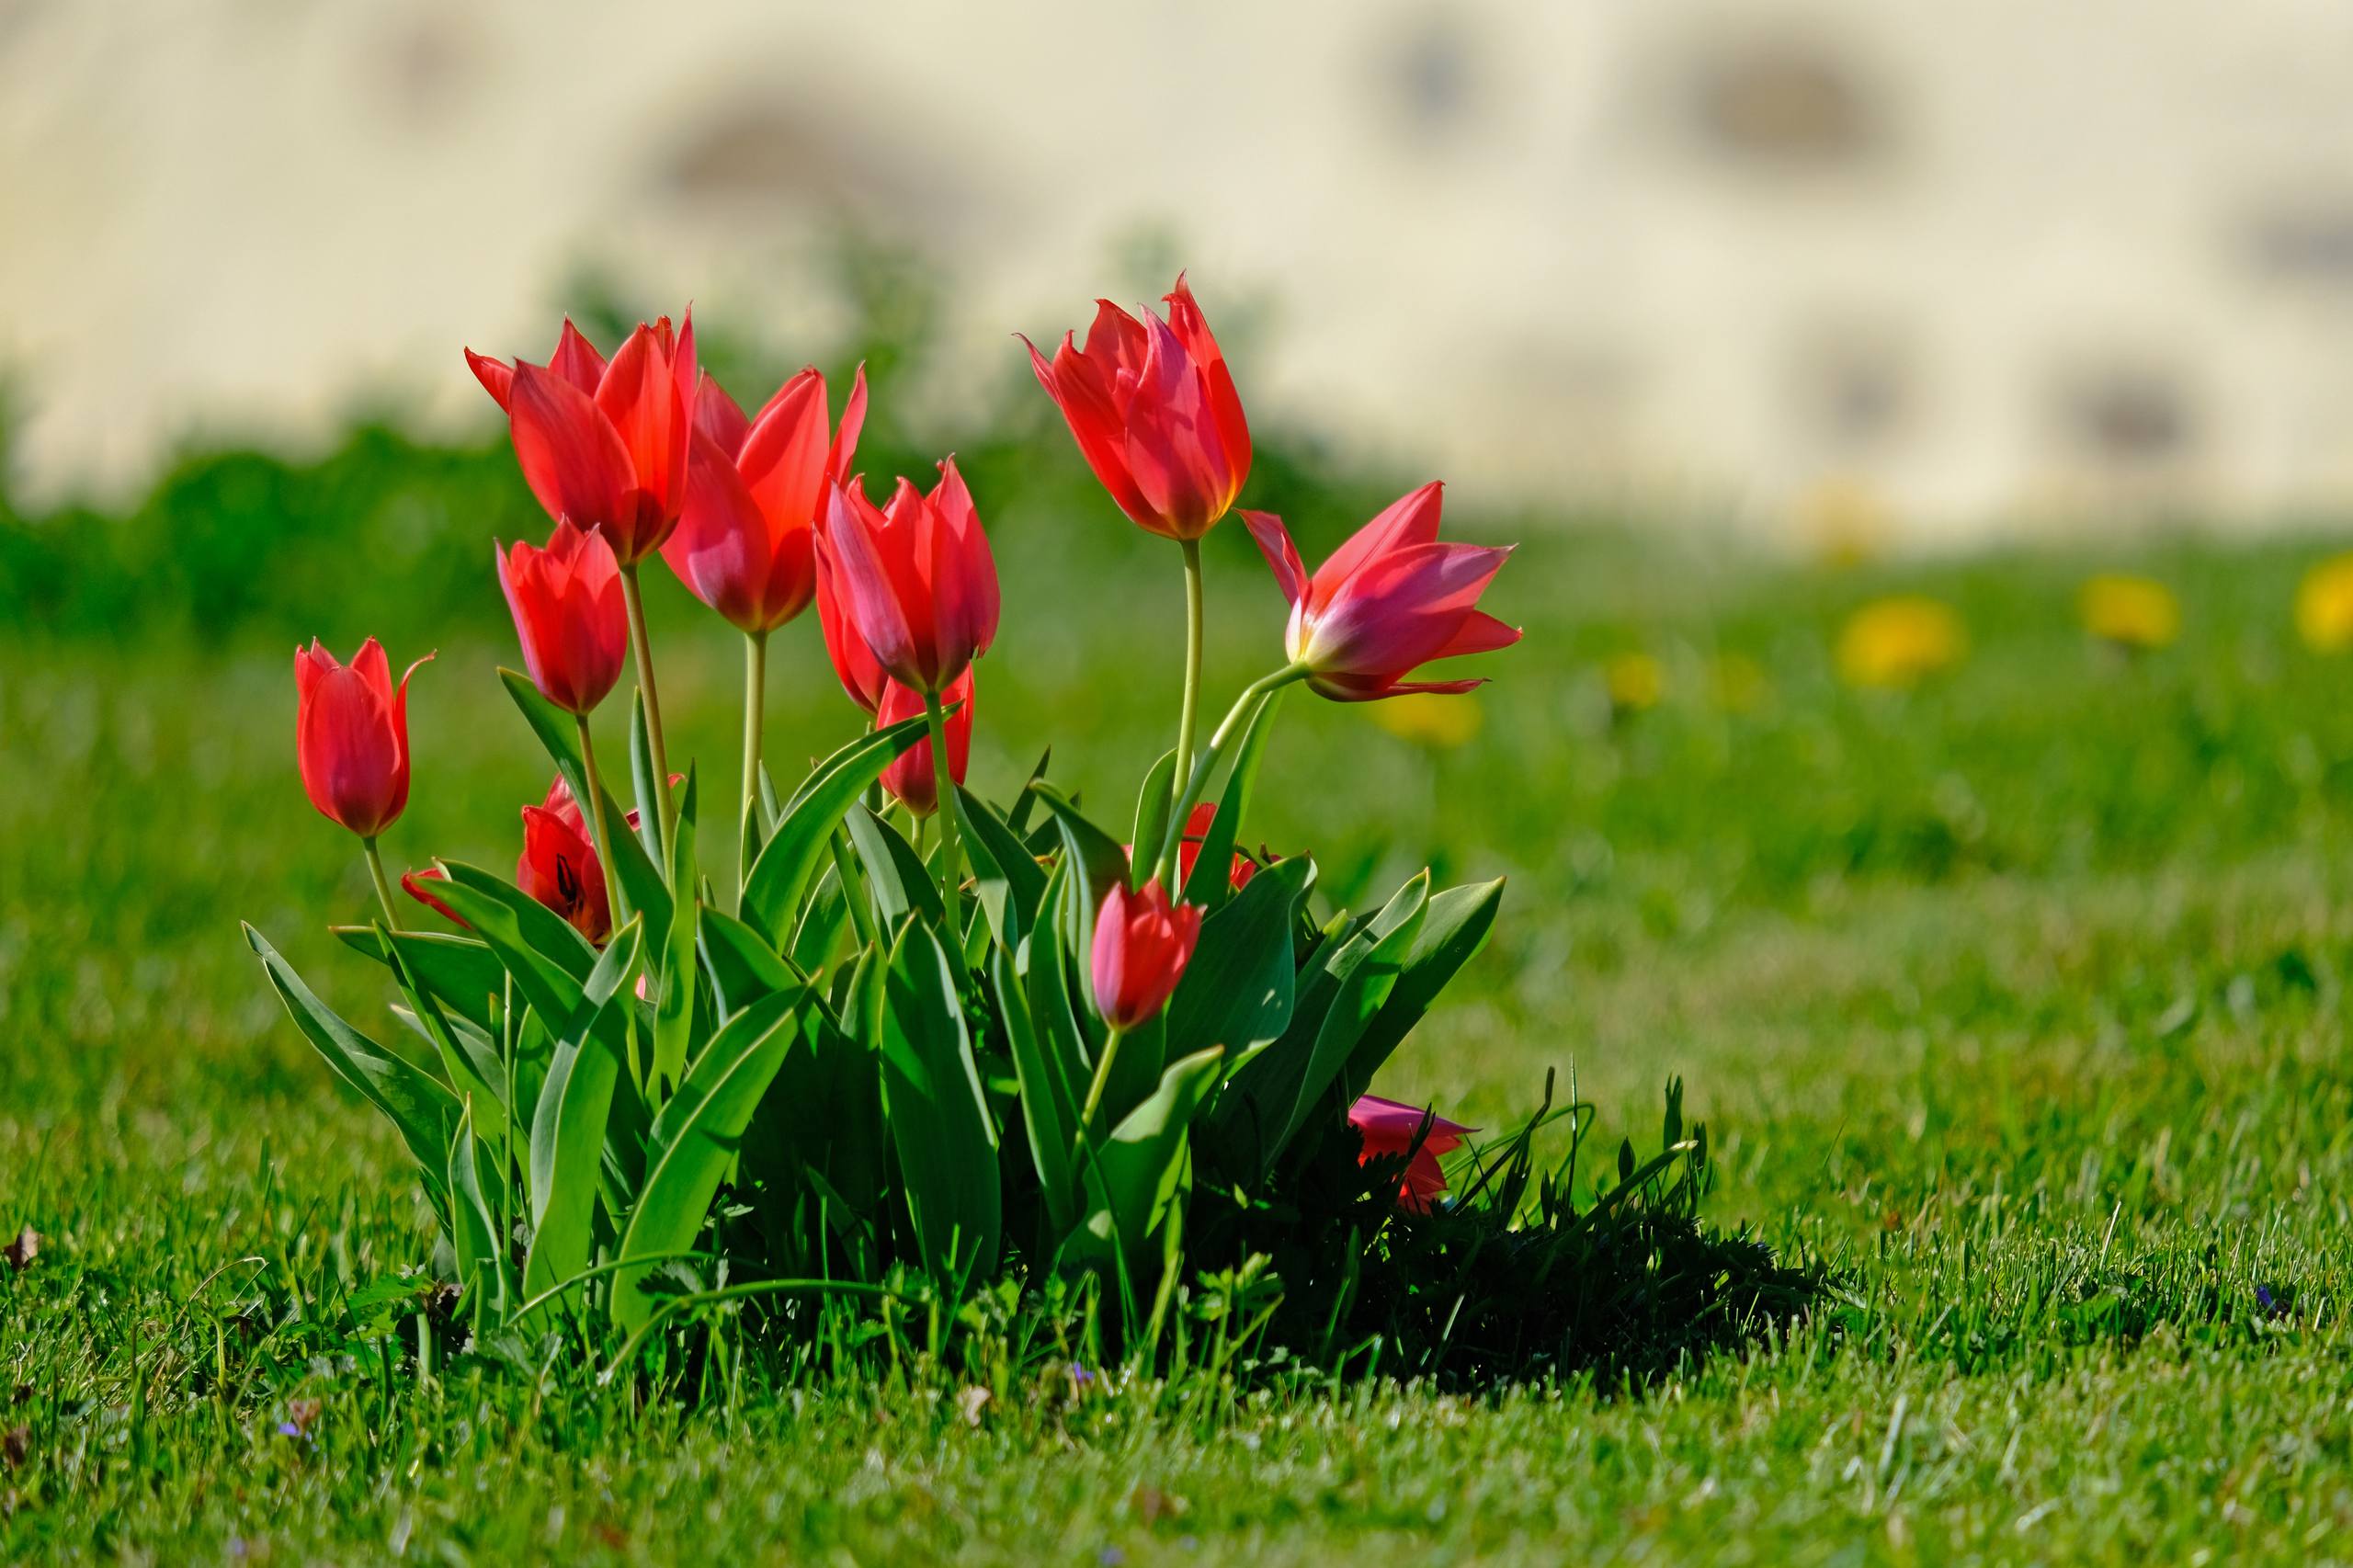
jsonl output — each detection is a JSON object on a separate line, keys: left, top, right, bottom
{"left": 740, "top": 713, "right": 931, "bottom": 949}
{"left": 1069, "top": 1046, "right": 1225, "bottom": 1273}
{"left": 379, "top": 926, "right": 507, "bottom": 1129}
{"left": 699, "top": 908, "right": 801, "bottom": 1017}
{"left": 498, "top": 668, "right": 669, "bottom": 938}
{"left": 1029, "top": 783, "right": 1131, "bottom": 1014}
{"left": 1005, "top": 748, "right": 1051, "bottom": 836}
{"left": 844, "top": 804, "right": 943, "bottom": 929}
{"left": 1026, "top": 859, "right": 1101, "bottom": 1105}
{"left": 1336, "top": 879, "right": 1505, "bottom": 1102}
{"left": 652, "top": 771, "right": 701, "bottom": 1096}
{"left": 1179, "top": 687, "right": 1287, "bottom": 912}
{"left": 994, "top": 945, "right": 1079, "bottom": 1238}
{"left": 878, "top": 921, "right": 1001, "bottom": 1284}
{"left": 789, "top": 862, "right": 854, "bottom": 973}
{"left": 610, "top": 985, "right": 807, "bottom": 1332}
{"left": 629, "top": 687, "right": 666, "bottom": 869}
{"left": 519, "top": 920, "right": 643, "bottom": 1315}
{"left": 1164, "top": 854, "right": 1315, "bottom": 1062}
{"left": 954, "top": 786, "right": 1048, "bottom": 954}
{"left": 332, "top": 926, "right": 505, "bottom": 1033}
{"left": 426, "top": 863, "right": 594, "bottom": 1029}
{"left": 447, "top": 1098, "right": 510, "bottom": 1318}
{"left": 244, "top": 925, "right": 460, "bottom": 1212}
{"left": 1130, "top": 748, "right": 1178, "bottom": 893}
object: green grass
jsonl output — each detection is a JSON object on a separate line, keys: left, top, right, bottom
{"left": 8, "top": 504, "right": 2353, "bottom": 1562}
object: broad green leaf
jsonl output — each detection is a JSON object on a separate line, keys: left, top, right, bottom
{"left": 789, "top": 862, "right": 852, "bottom": 973}
{"left": 1273, "top": 873, "right": 1428, "bottom": 1156}
{"left": 1026, "top": 860, "right": 1100, "bottom": 1106}
{"left": 380, "top": 926, "right": 507, "bottom": 1132}
{"left": 629, "top": 687, "right": 666, "bottom": 869}
{"left": 1336, "top": 879, "right": 1504, "bottom": 1102}
{"left": 519, "top": 920, "right": 643, "bottom": 1315}
{"left": 1163, "top": 854, "right": 1315, "bottom": 1062}
{"left": 878, "top": 921, "right": 1001, "bottom": 1284}
{"left": 743, "top": 990, "right": 885, "bottom": 1270}
{"left": 611, "top": 985, "right": 806, "bottom": 1332}
{"left": 332, "top": 926, "right": 504, "bottom": 1033}
{"left": 1178, "top": 687, "right": 1286, "bottom": 912}
{"left": 699, "top": 907, "right": 801, "bottom": 1018}
{"left": 844, "top": 804, "right": 943, "bottom": 929}
{"left": 429, "top": 860, "right": 596, "bottom": 1028}
{"left": 741, "top": 713, "right": 931, "bottom": 948}
{"left": 955, "top": 786, "right": 1048, "bottom": 954}
{"left": 244, "top": 925, "right": 459, "bottom": 1212}
{"left": 652, "top": 771, "right": 701, "bottom": 1097}
{"left": 1029, "top": 783, "right": 1129, "bottom": 1014}
{"left": 1069, "top": 1046, "right": 1225, "bottom": 1272}
{"left": 1130, "top": 748, "right": 1178, "bottom": 893}
{"left": 499, "top": 667, "right": 668, "bottom": 937}
{"left": 994, "top": 945, "right": 1079, "bottom": 1237}
{"left": 447, "top": 1098, "right": 509, "bottom": 1318}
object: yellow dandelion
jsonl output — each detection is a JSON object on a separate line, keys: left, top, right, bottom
{"left": 1836, "top": 597, "right": 1966, "bottom": 690}
{"left": 2077, "top": 574, "right": 2179, "bottom": 652}
{"left": 1370, "top": 692, "right": 1483, "bottom": 748}
{"left": 1604, "top": 653, "right": 1666, "bottom": 715}
{"left": 2296, "top": 553, "right": 2353, "bottom": 653}
{"left": 1711, "top": 653, "right": 1770, "bottom": 713}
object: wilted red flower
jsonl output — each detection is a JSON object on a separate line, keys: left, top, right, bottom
{"left": 294, "top": 638, "right": 431, "bottom": 839}
{"left": 820, "top": 460, "right": 999, "bottom": 695}
{"left": 663, "top": 364, "right": 868, "bottom": 634}
{"left": 876, "top": 668, "right": 973, "bottom": 817}
{"left": 497, "top": 518, "right": 628, "bottom": 715}
{"left": 1243, "top": 482, "right": 1519, "bottom": 701}
{"left": 399, "top": 867, "right": 465, "bottom": 927}
{"left": 518, "top": 778, "right": 610, "bottom": 944}
{"left": 467, "top": 313, "right": 697, "bottom": 564}
{"left": 1090, "top": 881, "right": 1202, "bottom": 1031}
{"left": 1023, "top": 276, "right": 1250, "bottom": 540}
{"left": 1348, "top": 1095, "right": 1476, "bottom": 1212}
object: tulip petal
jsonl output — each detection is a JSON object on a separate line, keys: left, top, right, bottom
{"left": 1080, "top": 300, "right": 1150, "bottom": 401}
{"left": 664, "top": 431, "right": 773, "bottom": 633}
{"left": 739, "top": 370, "right": 831, "bottom": 538}
{"left": 464, "top": 349, "right": 515, "bottom": 412}
{"left": 550, "top": 319, "right": 607, "bottom": 394}
{"left": 824, "top": 481, "right": 925, "bottom": 689}
{"left": 828, "top": 362, "right": 869, "bottom": 483}
{"left": 816, "top": 545, "right": 889, "bottom": 714}
{"left": 595, "top": 324, "right": 692, "bottom": 534}
{"left": 930, "top": 456, "right": 998, "bottom": 667}
{"left": 1025, "top": 333, "right": 1154, "bottom": 528}
{"left": 1120, "top": 312, "right": 1233, "bottom": 540}
{"left": 1241, "top": 510, "right": 1308, "bottom": 608}
{"left": 694, "top": 374, "right": 753, "bottom": 460}
{"left": 1165, "top": 274, "right": 1250, "bottom": 494}
{"left": 508, "top": 365, "right": 635, "bottom": 537}
{"left": 1310, "top": 481, "right": 1446, "bottom": 614}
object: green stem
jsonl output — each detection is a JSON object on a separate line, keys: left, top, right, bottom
{"left": 923, "top": 689, "right": 963, "bottom": 945}
{"left": 1153, "top": 664, "right": 1308, "bottom": 886}
{"left": 575, "top": 714, "right": 629, "bottom": 928}
{"left": 619, "top": 564, "right": 676, "bottom": 845}
{"left": 361, "top": 836, "right": 403, "bottom": 931}
{"left": 1173, "top": 538, "right": 1205, "bottom": 816}
{"left": 739, "top": 629, "right": 768, "bottom": 908}
{"left": 1078, "top": 1026, "right": 1126, "bottom": 1133}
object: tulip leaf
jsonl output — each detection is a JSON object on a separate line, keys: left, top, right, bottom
{"left": 740, "top": 713, "right": 931, "bottom": 949}
{"left": 332, "top": 926, "right": 505, "bottom": 1034}
{"left": 878, "top": 920, "right": 1001, "bottom": 1286}
{"left": 790, "top": 862, "right": 853, "bottom": 973}
{"left": 1164, "top": 853, "right": 1316, "bottom": 1063}
{"left": 1067, "top": 1046, "right": 1225, "bottom": 1274}
{"left": 993, "top": 945, "right": 1079, "bottom": 1239}
{"left": 1336, "top": 878, "right": 1505, "bottom": 1105}
{"left": 378, "top": 925, "right": 508, "bottom": 1129}
{"left": 497, "top": 667, "right": 669, "bottom": 940}
{"left": 1131, "top": 749, "right": 1179, "bottom": 893}
{"left": 652, "top": 771, "right": 700, "bottom": 1098}
{"left": 954, "top": 786, "right": 1048, "bottom": 954}
{"left": 447, "top": 1098, "right": 510, "bottom": 1319}
{"left": 1025, "top": 858, "right": 1102, "bottom": 1100}
{"left": 1029, "top": 783, "right": 1131, "bottom": 1013}
{"left": 699, "top": 906, "right": 801, "bottom": 1018}
{"left": 844, "top": 804, "right": 943, "bottom": 930}
{"left": 426, "top": 862, "right": 596, "bottom": 1028}
{"left": 610, "top": 984, "right": 806, "bottom": 1333}
{"left": 519, "top": 919, "right": 642, "bottom": 1317}
{"left": 629, "top": 688, "right": 666, "bottom": 870}
{"left": 244, "top": 924, "right": 460, "bottom": 1216}
{"left": 743, "top": 976, "right": 886, "bottom": 1271}
{"left": 1179, "top": 687, "right": 1287, "bottom": 912}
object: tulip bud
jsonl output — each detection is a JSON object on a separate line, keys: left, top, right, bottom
{"left": 877, "top": 669, "right": 973, "bottom": 817}
{"left": 294, "top": 638, "right": 431, "bottom": 839}
{"left": 1348, "top": 1095, "right": 1476, "bottom": 1212}
{"left": 1090, "top": 880, "right": 1202, "bottom": 1032}
{"left": 497, "top": 518, "right": 628, "bottom": 716}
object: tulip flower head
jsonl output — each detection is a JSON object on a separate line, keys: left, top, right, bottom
{"left": 1349, "top": 1095, "right": 1477, "bottom": 1213}
{"left": 517, "top": 778, "right": 611, "bottom": 945}
{"left": 294, "top": 638, "right": 431, "bottom": 839}
{"left": 1176, "top": 801, "right": 1256, "bottom": 892}
{"left": 497, "top": 519, "right": 629, "bottom": 716}
{"left": 1024, "top": 276, "right": 1251, "bottom": 541}
{"left": 1243, "top": 482, "right": 1519, "bottom": 701}
{"left": 877, "top": 669, "right": 973, "bottom": 817}
{"left": 821, "top": 460, "right": 999, "bottom": 695}
{"left": 466, "top": 312, "right": 697, "bottom": 564}
{"left": 1090, "top": 880, "right": 1202, "bottom": 1032}
{"left": 816, "top": 544, "right": 892, "bottom": 715}
{"left": 662, "top": 364, "right": 868, "bottom": 635}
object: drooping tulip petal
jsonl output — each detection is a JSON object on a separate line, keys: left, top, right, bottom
{"left": 876, "top": 668, "right": 974, "bottom": 816}
{"left": 293, "top": 638, "right": 431, "bottom": 839}
{"left": 1348, "top": 1094, "right": 1476, "bottom": 1212}
{"left": 497, "top": 519, "right": 628, "bottom": 716}
{"left": 1090, "top": 880, "right": 1202, "bottom": 1032}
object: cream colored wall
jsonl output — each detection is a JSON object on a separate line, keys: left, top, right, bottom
{"left": 7, "top": 0, "right": 2353, "bottom": 541}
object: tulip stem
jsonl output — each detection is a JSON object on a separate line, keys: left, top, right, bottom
{"left": 1173, "top": 538, "right": 1205, "bottom": 818}
{"left": 575, "top": 714, "right": 629, "bottom": 928}
{"left": 1153, "top": 664, "right": 1308, "bottom": 886}
{"left": 620, "top": 565, "right": 676, "bottom": 845}
{"left": 360, "top": 836, "right": 403, "bottom": 931}
{"left": 922, "top": 689, "right": 963, "bottom": 946}
{"left": 739, "top": 629, "right": 768, "bottom": 907}
{"left": 1078, "top": 1026, "right": 1125, "bottom": 1134}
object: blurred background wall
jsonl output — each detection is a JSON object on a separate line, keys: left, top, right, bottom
{"left": 7, "top": 0, "right": 2353, "bottom": 544}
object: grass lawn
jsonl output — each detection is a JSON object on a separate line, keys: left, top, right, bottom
{"left": 6, "top": 509, "right": 2353, "bottom": 1563}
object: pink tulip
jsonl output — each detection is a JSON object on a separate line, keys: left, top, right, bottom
{"left": 1242, "top": 482, "right": 1519, "bottom": 701}
{"left": 1090, "top": 881, "right": 1201, "bottom": 1031}
{"left": 820, "top": 460, "right": 999, "bottom": 696}
{"left": 876, "top": 668, "right": 973, "bottom": 817}
{"left": 1348, "top": 1095, "right": 1476, "bottom": 1212}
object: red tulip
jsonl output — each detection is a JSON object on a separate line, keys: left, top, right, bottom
{"left": 816, "top": 544, "right": 891, "bottom": 714}
{"left": 294, "top": 638, "right": 430, "bottom": 839}
{"left": 820, "top": 460, "right": 998, "bottom": 695}
{"left": 1176, "top": 801, "right": 1257, "bottom": 892}
{"left": 1348, "top": 1095, "right": 1477, "bottom": 1212}
{"left": 518, "top": 778, "right": 611, "bottom": 945}
{"left": 1090, "top": 880, "right": 1201, "bottom": 1031}
{"left": 467, "top": 312, "right": 697, "bottom": 564}
{"left": 875, "top": 668, "right": 973, "bottom": 817}
{"left": 1242, "top": 482, "right": 1520, "bottom": 701}
{"left": 1023, "top": 275, "right": 1250, "bottom": 540}
{"left": 400, "top": 868, "right": 466, "bottom": 928}
{"left": 663, "top": 364, "right": 869, "bottom": 634}
{"left": 497, "top": 518, "right": 628, "bottom": 715}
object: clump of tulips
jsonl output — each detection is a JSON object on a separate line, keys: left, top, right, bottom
{"left": 249, "top": 279, "right": 1530, "bottom": 1360}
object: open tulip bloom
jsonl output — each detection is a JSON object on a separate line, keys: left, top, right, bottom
{"left": 246, "top": 278, "right": 1773, "bottom": 1384}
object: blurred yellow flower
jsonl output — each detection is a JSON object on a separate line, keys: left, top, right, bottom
{"left": 2077, "top": 574, "right": 2179, "bottom": 651}
{"left": 1370, "top": 692, "right": 1483, "bottom": 748}
{"left": 1836, "top": 597, "right": 1966, "bottom": 689}
{"left": 1604, "top": 653, "right": 1666, "bottom": 714}
{"left": 2296, "top": 553, "right": 2353, "bottom": 653}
